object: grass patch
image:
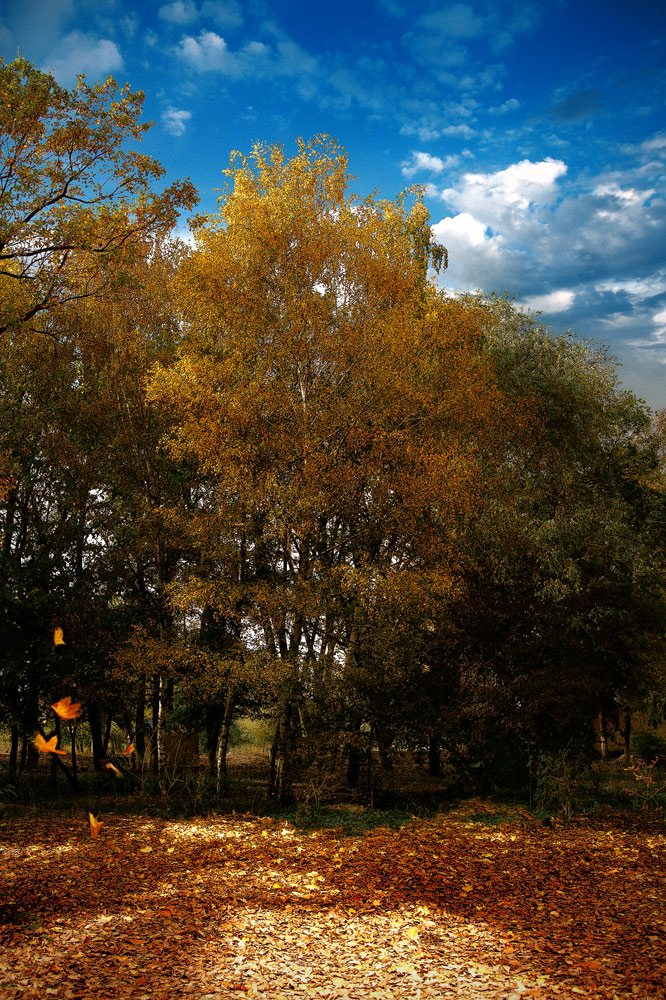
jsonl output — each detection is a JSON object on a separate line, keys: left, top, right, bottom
{"left": 291, "top": 804, "right": 414, "bottom": 835}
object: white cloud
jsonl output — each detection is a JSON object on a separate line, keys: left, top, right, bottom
{"left": 177, "top": 30, "right": 238, "bottom": 72}
{"left": 162, "top": 106, "right": 192, "bottom": 136}
{"left": 433, "top": 211, "right": 491, "bottom": 248}
{"left": 42, "top": 31, "right": 123, "bottom": 85}
{"left": 491, "top": 97, "right": 520, "bottom": 114}
{"left": 429, "top": 158, "right": 570, "bottom": 295}
{"left": 440, "top": 158, "right": 567, "bottom": 222}
{"left": 175, "top": 28, "right": 314, "bottom": 80}
{"left": 411, "top": 4, "right": 485, "bottom": 45}
{"left": 401, "top": 151, "right": 458, "bottom": 177}
{"left": 401, "top": 122, "right": 476, "bottom": 142}
{"left": 523, "top": 290, "right": 576, "bottom": 314}
{"left": 158, "top": 1, "right": 198, "bottom": 24}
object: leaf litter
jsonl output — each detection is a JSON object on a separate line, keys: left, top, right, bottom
{"left": 0, "top": 802, "right": 664, "bottom": 1000}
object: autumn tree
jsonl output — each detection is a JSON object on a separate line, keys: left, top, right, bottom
{"left": 0, "top": 57, "right": 197, "bottom": 338}
{"left": 433, "top": 295, "right": 666, "bottom": 786}
{"left": 0, "top": 236, "right": 200, "bottom": 781}
{"left": 148, "top": 136, "right": 517, "bottom": 801}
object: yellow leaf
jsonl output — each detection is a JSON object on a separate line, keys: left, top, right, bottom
{"left": 51, "top": 696, "right": 83, "bottom": 720}
{"left": 139, "top": 846, "right": 152, "bottom": 853}
{"left": 404, "top": 926, "right": 419, "bottom": 939}
{"left": 53, "top": 627, "right": 66, "bottom": 646}
{"left": 89, "top": 812, "right": 102, "bottom": 839}
{"left": 33, "top": 733, "right": 66, "bottom": 755}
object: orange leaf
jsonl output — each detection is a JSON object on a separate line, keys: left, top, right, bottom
{"left": 121, "top": 743, "right": 134, "bottom": 755}
{"left": 51, "top": 696, "right": 83, "bottom": 720}
{"left": 104, "top": 761, "right": 122, "bottom": 777}
{"left": 89, "top": 812, "right": 102, "bottom": 839}
{"left": 53, "top": 627, "right": 65, "bottom": 646}
{"left": 33, "top": 733, "right": 67, "bottom": 755}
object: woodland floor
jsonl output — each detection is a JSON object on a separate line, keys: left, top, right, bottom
{"left": 0, "top": 796, "right": 664, "bottom": 1000}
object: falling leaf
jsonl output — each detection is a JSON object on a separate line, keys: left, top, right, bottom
{"left": 122, "top": 743, "right": 134, "bottom": 755}
{"left": 33, "top": 733, "right": 67, "bottom": 755}
{"left": 51, "top": 696, "right": 83, "bottom": 720}
{"left": 89, "top": 812, "right": 102, "bottom": 839}
{"left": 104, "top": 761, "right": 122, "bottom": 777}
{"left": 53, "top": 627, "right": 65, "bottom": 646}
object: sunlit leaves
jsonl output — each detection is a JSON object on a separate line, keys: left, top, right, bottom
{"left": 0, "top": 56, "right": 198, "bottom": 337}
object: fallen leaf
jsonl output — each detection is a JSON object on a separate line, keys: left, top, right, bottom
{"left": 33, "top": 733, "right": 67, "bottom": 755}
{"left": 89, "top": 812, "right": 102, "bottom": 839}
{"left": 51, "top": 696, "right": 83, "bottom": 721}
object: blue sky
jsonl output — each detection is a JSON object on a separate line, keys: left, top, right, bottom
{"left": 2, "top": 0, "right": 666, "bottom": 407}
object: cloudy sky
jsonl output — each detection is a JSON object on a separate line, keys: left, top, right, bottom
{"left": 2, "top": 0, "right": 666, "bottom": 406}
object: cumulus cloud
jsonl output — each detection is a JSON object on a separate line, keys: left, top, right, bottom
{"left": 176, "top": 30, "right": 269, "bottom": 74}
{"left": 491, "top": 97, "right": 520, "bottom": 114}
{"left": 42, "top": 31, "right": 123, "bottom": 85}
{"left": 523, "top": 290, "right": 576, "bottom": 314}
{"left": 401, "top": 151, "right": 459, "bottom": 176}
{"left": 438, "top": 158, "right": 567, "bottom": 231}
{"left": 161, "top": 106, "right": 192, "bottom": 136}
{"left": 175, "top": 26, "right": 319, "bottom": 82}
{"left": 401, "top": 121, "right": 476, "bottom": 142}
{"left": 428, "top": 148, "right": 666, "bottom": 404}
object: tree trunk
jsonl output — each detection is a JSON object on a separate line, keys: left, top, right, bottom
{"left": 50, "top": 716, "right": 61, "bottom": 791}
{"left": 151, "top": 675, "right": 160, "bottom": 774}
{"left": 70, "top": 724, "right": 78, "bottom": 788}
{"left": 599, "top": 712, "right": 608, "bottom": 761}
{"left": 88, "top": 703, "right": 105, "bottom": 771}
{"left": 102, "top": 712, "right": 113, "bottom": 757}
{"left": 135, "top": 677, "right": 146, "bottom": 763}
{"left": 428, "top": 734, "right": 441, "bottom": 777}
{"left": 156, "top": 673, "right": 168, "bottom": 786}
{"left": 378, "top": 731, "right": 393, "bottom": 771}
{"left": 623, "top": 708, "right": 632, "bottom": 764}
{"left": 215, "top": 688, "right": 235, "bottom": 797}
{"left": 207, "top": 712, "right": 222, "bottom": 777}
{"left": 347, "top": 744, "right": 361, "bottom": 788}
{"left": 269, "top": 702, "right": 294, "bottom": 804}
{"left": 8, "top": 723, "right": 19, "bottom": 784}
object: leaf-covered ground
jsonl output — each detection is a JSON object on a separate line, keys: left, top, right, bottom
{"left": 0, "top": 801, "right": 664, "bottom": 1000}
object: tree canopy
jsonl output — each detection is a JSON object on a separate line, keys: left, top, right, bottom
{"left": 1, "top": 61, "right": 665, "bottom": 804}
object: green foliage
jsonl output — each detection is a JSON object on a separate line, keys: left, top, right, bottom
{"left": 631, "top": 728, "right": 666, "bottom": 764}
{"left": 535, "top": 746, "right": 599, "bottom": 818}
